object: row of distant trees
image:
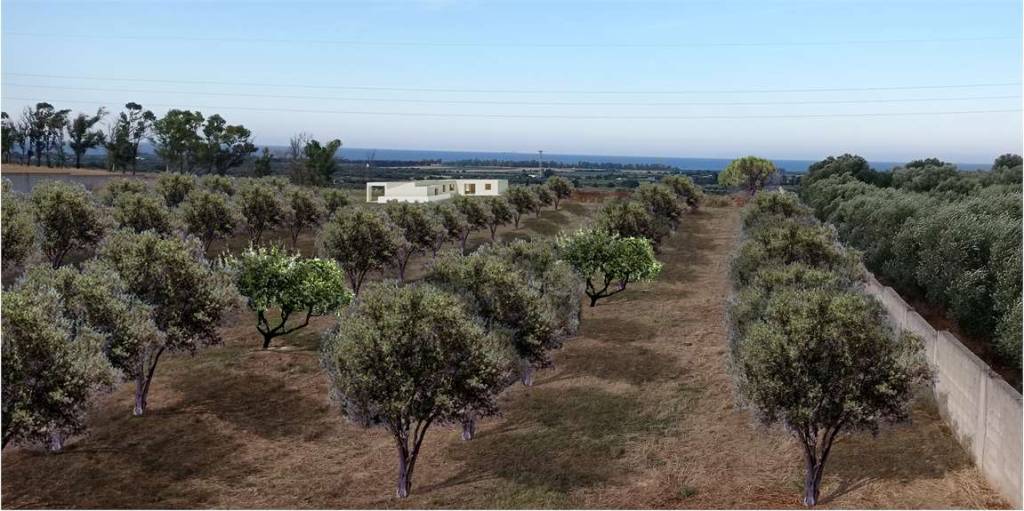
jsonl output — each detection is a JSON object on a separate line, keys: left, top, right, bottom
{"left": 0, "top": 102, "right": 344, "bottom": 186}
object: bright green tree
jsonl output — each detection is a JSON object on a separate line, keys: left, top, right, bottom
{"left": 229, "top": 246, "right": 351, "bottom": 349}
{"left": 558, "top": 228, "right": 662, "bottom": 307}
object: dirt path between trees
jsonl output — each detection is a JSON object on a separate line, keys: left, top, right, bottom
{"left": 1, "top": 206, "right": 1006, "bottom": 509}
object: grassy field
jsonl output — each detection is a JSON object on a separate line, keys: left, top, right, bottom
{"left": 0, "top": 200, "right": 1007, "bottom": 509}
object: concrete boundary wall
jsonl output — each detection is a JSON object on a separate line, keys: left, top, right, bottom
{"left": 864, "top": 272, "right": 1022, "bottom": 508}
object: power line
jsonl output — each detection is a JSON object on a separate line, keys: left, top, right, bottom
{"left": 5, "top": 31, "right": 1019, "bottom": 48}
{"left": 3, "top": 96, "right": 1018, "bottom": 120}
{"left": 4, "top": 72, "right": 1021, "bottom": 95}
{"left": 3, "top": 82, "right": 1019, "bottom": 107}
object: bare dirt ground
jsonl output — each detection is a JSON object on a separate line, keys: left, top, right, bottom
{"left": 0, "top": 204, "right": 1007, "bottom": 509}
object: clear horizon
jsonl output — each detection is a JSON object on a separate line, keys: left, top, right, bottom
{"left": 2, "top": 0, "right": 1022, "bottom": 162}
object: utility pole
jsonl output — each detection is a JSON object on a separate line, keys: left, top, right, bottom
{"left": 538, "top": 150, "right": 543, "bottom": 174}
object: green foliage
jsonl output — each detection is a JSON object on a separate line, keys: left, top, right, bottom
{"left": 596, "top": 198, "right": 668, "bottom": 246}
{"left": 30, "top": 180, "right": 108, "bottom": 267}
{"left": 284, "top": 186, "right": 327, "bottom": 247}
{"left": 317, "top": 207, "right": 400, "bottom": 294}
{"left": 741, "top": 191, "right": 813, "bottom": 230}
{"left": 320, "top": 281, "right": 505, "bottom": 498}
{"left": 2, "top": 276, "right": 114, "bottom": 448}
{"left": 733, "top": 288, "right": 927, "bottom": 506}
{"left": 505, "top": 186, "right": 540, "bottom": 228}
{"left": 661, "top": 174, "right": 704, "bottom": 210}
{"left": 545, "top": 176, "right": 573, "bottom": 209}
{"left": 635, "top": 183, "right": 685, "bottom": 230}
{"left": 732, "top": 220, "right": 861, "bottom": 288}
{"left": 434, "top": 201, "right": 472, "bottom": 253}
{"left": 179, "top": 189, "right": 239, "bottom": 252}
{"left": 237, "top": 178, "right": 288, "bottom": 245}
{"left": 112, "top": 192, "right": 176, "bottom": 235}
{"left": 152, "top": 109, "right": 204, "bottom": 172}
{"left": 992, "top": 153, "right": 1023, "bottom": 170}
{"left": 228, "top": 246, "right": 351, "bottom": 349}
{"left": 199, "top": 174, "right": 237, "bottom": 196}
{"left": 253, "top": 147, "right": 275, "bottom": 177}
{"left": 891, "top": 162, "right": 959, "bottom": 192}
{"left": 104, "top": 103, "right": 155, "bottom": 173}
{"left": 453, "top": 195, "right": 491, "bottom": 233}
{"left": 97, "top": 178, "right": 149, "bottom": 206}
{"left": 155, "top": 172, "right": 197, "bottom": 207}
{"left": 427, "top": 251, "right": 558, "bottom": 373}
{"left": 94, "top": 230, "right": 235, "bottom": 415}
{"left": 67, "top": 108, "right": 107, "bottom": 169}
{"left": 196, "top": 114, "right": 257, "bottom": 175}
{"left": 719, "top": 156, "right": 776, "bottom": 194}
{"left": 320, "top": 188, "right": 350, "bottom": 217}
{"left": 293, "top": 139, "right": 342, "bottom": 186}
{"left": 2, "top": 189, "right": 36, "bottom": 271}
{"left": 385, "top": 201, "right": 442, "bottom": 279}
{"left": 801, "top": 172, "right": 1023, "bottom": 368}
{"left": 558, "top": 228, "right": 661, "bottom": 307}
{"left": 802, "top": 153, "right": 889, "bottom": 188}
{"left": 484, "top": 196, "right": 514, "bottom": 240}
{"left": 533, "top": 185, "right": 555, "bottom": 211}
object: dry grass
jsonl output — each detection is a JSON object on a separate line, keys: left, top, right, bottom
{"left": 0, "top": 202, "right": 1007, "bottom": 509}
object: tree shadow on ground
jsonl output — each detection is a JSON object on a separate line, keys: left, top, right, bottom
{"left": 439, "top": 386, "right": 670, "bottom": 496}
{"left": 561, "top": 203, "right": 587, "bottom": 217}
{"left": 579, "top": 316, "right": 659, "bottom": 344}
{"left": 542, "top": 342, "right": 682, "bottom": 386}
{"left": 539, "top": 209, "right": 571, "bottom": 225}
{"left": 522, "top": 217, "right": 560, "bottom": 236}
{"left": 169, "top": 367, "right": 333, "bottom": 441}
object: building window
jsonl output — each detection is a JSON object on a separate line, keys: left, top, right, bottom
{"left": 464, "top": 183, "right": 476, "bottom": 194}
{"left": 485, "top": 183, "right": 492, "bottom": 191}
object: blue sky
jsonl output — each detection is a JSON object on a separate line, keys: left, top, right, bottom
{"left": 2, "top": 0, "right": 1021, "bottom": 163}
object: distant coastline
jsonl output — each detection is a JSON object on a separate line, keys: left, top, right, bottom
{"left": 335, "top": 147, "right": 992, "bottom": 172}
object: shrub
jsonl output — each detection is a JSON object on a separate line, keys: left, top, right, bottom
{"left": 112, "top": 191, "right": 176, "bottom": 235}
{"left": 30, "top": 181, "right": 108, "bottom": 267}
{"left": 155, "top": 172, "right": 197, "bottom": 207}
{"left": 237, "top": 178, "right": 288, "bottom": 245}
{"left": 597, "top": 198, "right": 669, "bottom": 246}
{"left": 97, "top": 178, "right": 148, "bottom": 206}
{"left": 2, "top": 189, "right": 36, "bottom": 271}
{"left": 179, "top": 189, "right": 240, "bottom": 252}
{"left": 317, "top": 208, "right": 400, "bottom": 294}
{"left": 198, "top": 174, "right": 236, "bottom": 196}
{"left": 283, "top": 185, "right": 327, "bottom": 248}
{"left": 661, "top": 174, "right": 704, "bottom": 210}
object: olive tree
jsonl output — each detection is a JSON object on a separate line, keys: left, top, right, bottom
{"left": 719, "top": 156, "right": 777, "bottom": 195}
{"left": 661, "top": 175, "right": 704, "bottom": 211}
{"left": 545, "top": 176, "right": 573, "bottom": 209}
{"left": 533, "top": 185, "right": 554, "bottom": 215}
{"left": 228, "top": 246, "right": 351, "bottom": 349}
{"left": 30, "top": 180, "right": 108, "bottom": 267}
{"left": 320, "top": 282, "right": 505, "bottom": 498}
{"left": 198, "top": 174, "right": 236, "bottom": 196}
{"left": 2, "top": 280, "right": 114, "bottom": 450}
{"left": 284, "top": 185, "right": 327, "bottom": 248}
{"left": 484, "top": 196, "right": 514, "bottom": 241}
{"left": 635, "top": 183, "right": 685, "bottom": 231}
{"left": 505, "top": 186, "right": 539, "bottom": 229}
{"left": 596, "top": 198, "right": 668, "bottom": 246}
{"left": 2, "top": 189, "right": 36, "bottom": 272}
{"left": 97, "top": 178, "right": 149, "bottom": 206}
{"left": 155, "top": 172, "right": 197, "bottom": 207}
{"left": 112, "top": 192, "right": 176, "bottom": 235}
{"left": 435, "top": 201, "right": 472, "bottom": 254}
{"left": 733, "top": 288, "right": 927, "bottom": 506}
{"left": 558, "top": 228, "right": 662, "bottom": 307}
{"left": 320, "top": 188, "right": 350, "bottom": 217}
{"left": 427, "top": 252, "right": 557, "bottom": 387}
{"left": 237, "top": 178, "right": 288, "bottom": 245}
{"left": 94, "top": 230, "right": 235, "bottom": 416}
{"left": 385, "top": 202, "right": 440, "bottom": 281}
{"left": 317, "top": 208, "right": 400, "bottom": 294}
{"left": 179, "top": 189, "right": 240, "bottom": 252}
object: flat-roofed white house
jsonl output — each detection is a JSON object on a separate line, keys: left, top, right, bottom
{"left": 365, "top": 179, "right": 508, "bottom": 203}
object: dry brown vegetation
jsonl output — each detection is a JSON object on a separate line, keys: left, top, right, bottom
{"left": 0, "top": 200, "right": 1007, "bottom": 509}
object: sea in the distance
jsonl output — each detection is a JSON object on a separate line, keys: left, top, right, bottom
{"left": 339, "top": 147, "right": 990, "bottom": 172}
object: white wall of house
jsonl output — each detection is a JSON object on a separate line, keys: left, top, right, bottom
{"left": 366, "top": 179, "right": 507, "bottom": 203}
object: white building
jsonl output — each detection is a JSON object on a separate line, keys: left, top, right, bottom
{"left": 365, "top": 179, "right": 509, "bottom": 203}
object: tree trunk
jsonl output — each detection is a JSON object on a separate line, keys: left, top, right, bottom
{"left": 520, "top": 358, "right": 534, "bottom": 386}
{"left": 395, "top": 443, "right": 412, "bottom": 498}
{"left": 460, "top": 412, "right": 476, "bottom": 441}
{"left": 802, "top": 458, "right": 824, "bottom": 506}
{"left": 262, "top": 333, "right": 274, "bottom": 350}
{"left": 133, "top": 375, "right": 147, "bottom": 416}
{"left": 460, "top": 236, "right": 468, "bottom": 255}
{"left": 48, "top": 431, "right": 64, "bottom": 453}
{"left": 588, "top": 294, "right": 599, "bottom": 307}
